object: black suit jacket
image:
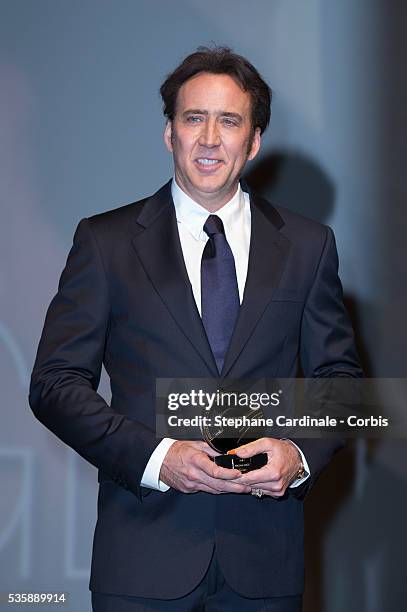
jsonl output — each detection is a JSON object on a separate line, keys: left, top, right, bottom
{"left": 29, "top": 180, "right": 362, "bottom": 598}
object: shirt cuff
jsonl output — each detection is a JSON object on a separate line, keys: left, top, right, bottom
{"left": 140, "top": 438, "right": 176, "bottom": 492}
{"left": 284, "top": 439, "right": 311, "bottom": 488}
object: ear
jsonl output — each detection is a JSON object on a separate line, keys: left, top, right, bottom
{"left": 247, "top": 127, "right": 261, "bottom": 161}
{"left": 164, "top": 121, "right": 173, "bottom": 153}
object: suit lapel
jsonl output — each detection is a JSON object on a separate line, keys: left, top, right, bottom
{"left": 131, "top": 181, "right": 218, "bottom": 376}
{"left": 221, "top": 188, "right": 291, "bottom": 377}
{"left": 131, "top": 181, "right": 290, "bottom": 378}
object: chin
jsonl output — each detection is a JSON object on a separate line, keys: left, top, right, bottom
{"left": 193, "top": 178, "right": 228, "bottom": 193}
{"left": 196, "top": 183, "right": 224, "bottom": 194}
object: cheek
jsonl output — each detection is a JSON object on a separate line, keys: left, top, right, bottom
{"left": 230, "top": 147, "right": 249, "bottom": 165}
{"left": 225, "top": 136, "right": 251, "bottom": 161}
{"left": 173, "top": 134, "right": 192, "bottom": 158}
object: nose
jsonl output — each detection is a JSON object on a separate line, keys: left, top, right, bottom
{"left": 198, "top": 118, "right": 220, "bottom": 148}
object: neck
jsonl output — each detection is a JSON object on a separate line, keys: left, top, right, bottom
{"left": 174, "top": 176, "right": 240, "bottom": 212}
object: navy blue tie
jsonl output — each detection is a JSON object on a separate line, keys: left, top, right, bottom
{"left": 201, "top": 215, "right": 240, "bottom": 373}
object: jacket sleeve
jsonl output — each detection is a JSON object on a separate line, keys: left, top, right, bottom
{"left": 29, "top": 218, "right": 158, "bottom": 500}
{"left": 290, "top": 226, "right": 363, "bottom": 498}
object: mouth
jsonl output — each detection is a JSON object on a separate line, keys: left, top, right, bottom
{"left": 194, "top": 158, "right": 224, "bottom": 172}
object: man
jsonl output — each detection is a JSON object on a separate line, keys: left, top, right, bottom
{"left": 30, "top": 47, "right": 362, "bottom": 611}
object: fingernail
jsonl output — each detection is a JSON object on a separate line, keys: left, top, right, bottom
{"left": 227, "top": 449, "right": 237, "bottom": 455}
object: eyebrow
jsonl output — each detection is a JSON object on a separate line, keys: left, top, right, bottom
{"left": 182, "top": 109, "right": 243, "bottom": 122}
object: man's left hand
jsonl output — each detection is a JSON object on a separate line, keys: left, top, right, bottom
{"left": 231, "top": 438, "right": 302, "bottom": 498}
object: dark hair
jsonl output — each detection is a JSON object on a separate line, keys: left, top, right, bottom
{"left": 160, "top": 46, "right": 272, "bottom": 135}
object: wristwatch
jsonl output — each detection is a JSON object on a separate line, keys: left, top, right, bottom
{"left": 296, "top": 460, "right": 306, "bottom": 480}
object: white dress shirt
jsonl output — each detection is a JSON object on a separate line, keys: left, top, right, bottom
{"left": 141, "top": 178, "right": 310, "bottom": 491}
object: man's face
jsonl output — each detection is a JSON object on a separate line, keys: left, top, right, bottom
{"left": 164, "top": 72, "right": 261, "bottom": 210}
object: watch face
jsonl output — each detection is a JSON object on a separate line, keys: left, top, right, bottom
{"left": 297, "top": 465, "right": 305, "bottom": 479}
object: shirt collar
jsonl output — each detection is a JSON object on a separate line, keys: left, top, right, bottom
{"left": 171, "top": 177, "right": 246, "bottom": 241}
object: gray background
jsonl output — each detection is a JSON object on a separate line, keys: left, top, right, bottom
{"left": 1, "top": 0, "right": 406, "bottom": 610}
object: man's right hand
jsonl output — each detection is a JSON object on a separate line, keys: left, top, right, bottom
{"left": 159, "top": 440, "right": 251, "bottom": 494}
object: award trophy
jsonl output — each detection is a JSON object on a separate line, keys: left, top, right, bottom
{"left": 200, "top": 398, "right": 268, "bottom": 473}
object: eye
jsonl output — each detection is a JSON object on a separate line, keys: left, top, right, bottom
{"left": 222, "top": 118, "right": 238, "bottom": 127}
{"left": 186, "top": 115, "right": 204, "bottom": 123}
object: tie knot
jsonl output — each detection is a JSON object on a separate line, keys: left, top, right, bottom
{"left": 203, "top": 215, "right": 225, "bottom": 237}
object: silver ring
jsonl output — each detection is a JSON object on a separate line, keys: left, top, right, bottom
{"left": 251, "top": 488, "right": 264, "bottom": 498}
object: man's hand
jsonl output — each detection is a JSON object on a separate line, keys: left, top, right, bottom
{"left": 231, "top": 438, "right": 303, "bottom": 498}
{"left": 159, "top": 440, "right": 252, "bottom": 494}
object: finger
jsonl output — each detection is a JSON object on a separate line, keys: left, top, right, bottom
{"left": 246, "top": 479, "right": 287, "bottom": 493}
{"left": 194, "top": 454, "right": 243, "bottom": 480}
{"left": 179, "top": 466, "right": 225, "bottom": 494}
{"left": 191, "top": 441, "right": 220, "bottom": 457}
{"left": 202, "top": 446, "right": 221, "bottom": 458}
{"left": 264, "top": 491, "right": 286, "bottom": 499}
{"left": 182, "top": 466, "right": 250, "bottom": 494}
{"left": 235, "top": 466, "right": 280, "bottom": 486}
{"left": 266, "top": 485, "right": 288, "bottom": 498}
{"left": 190, "top": 482, "right": 222, "bottom": 495}
{"left": 200, "top": 473, "right": 251, "bottom": 494}
{"left": 231, "top": 437, "right": 274, "bottom": 458}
